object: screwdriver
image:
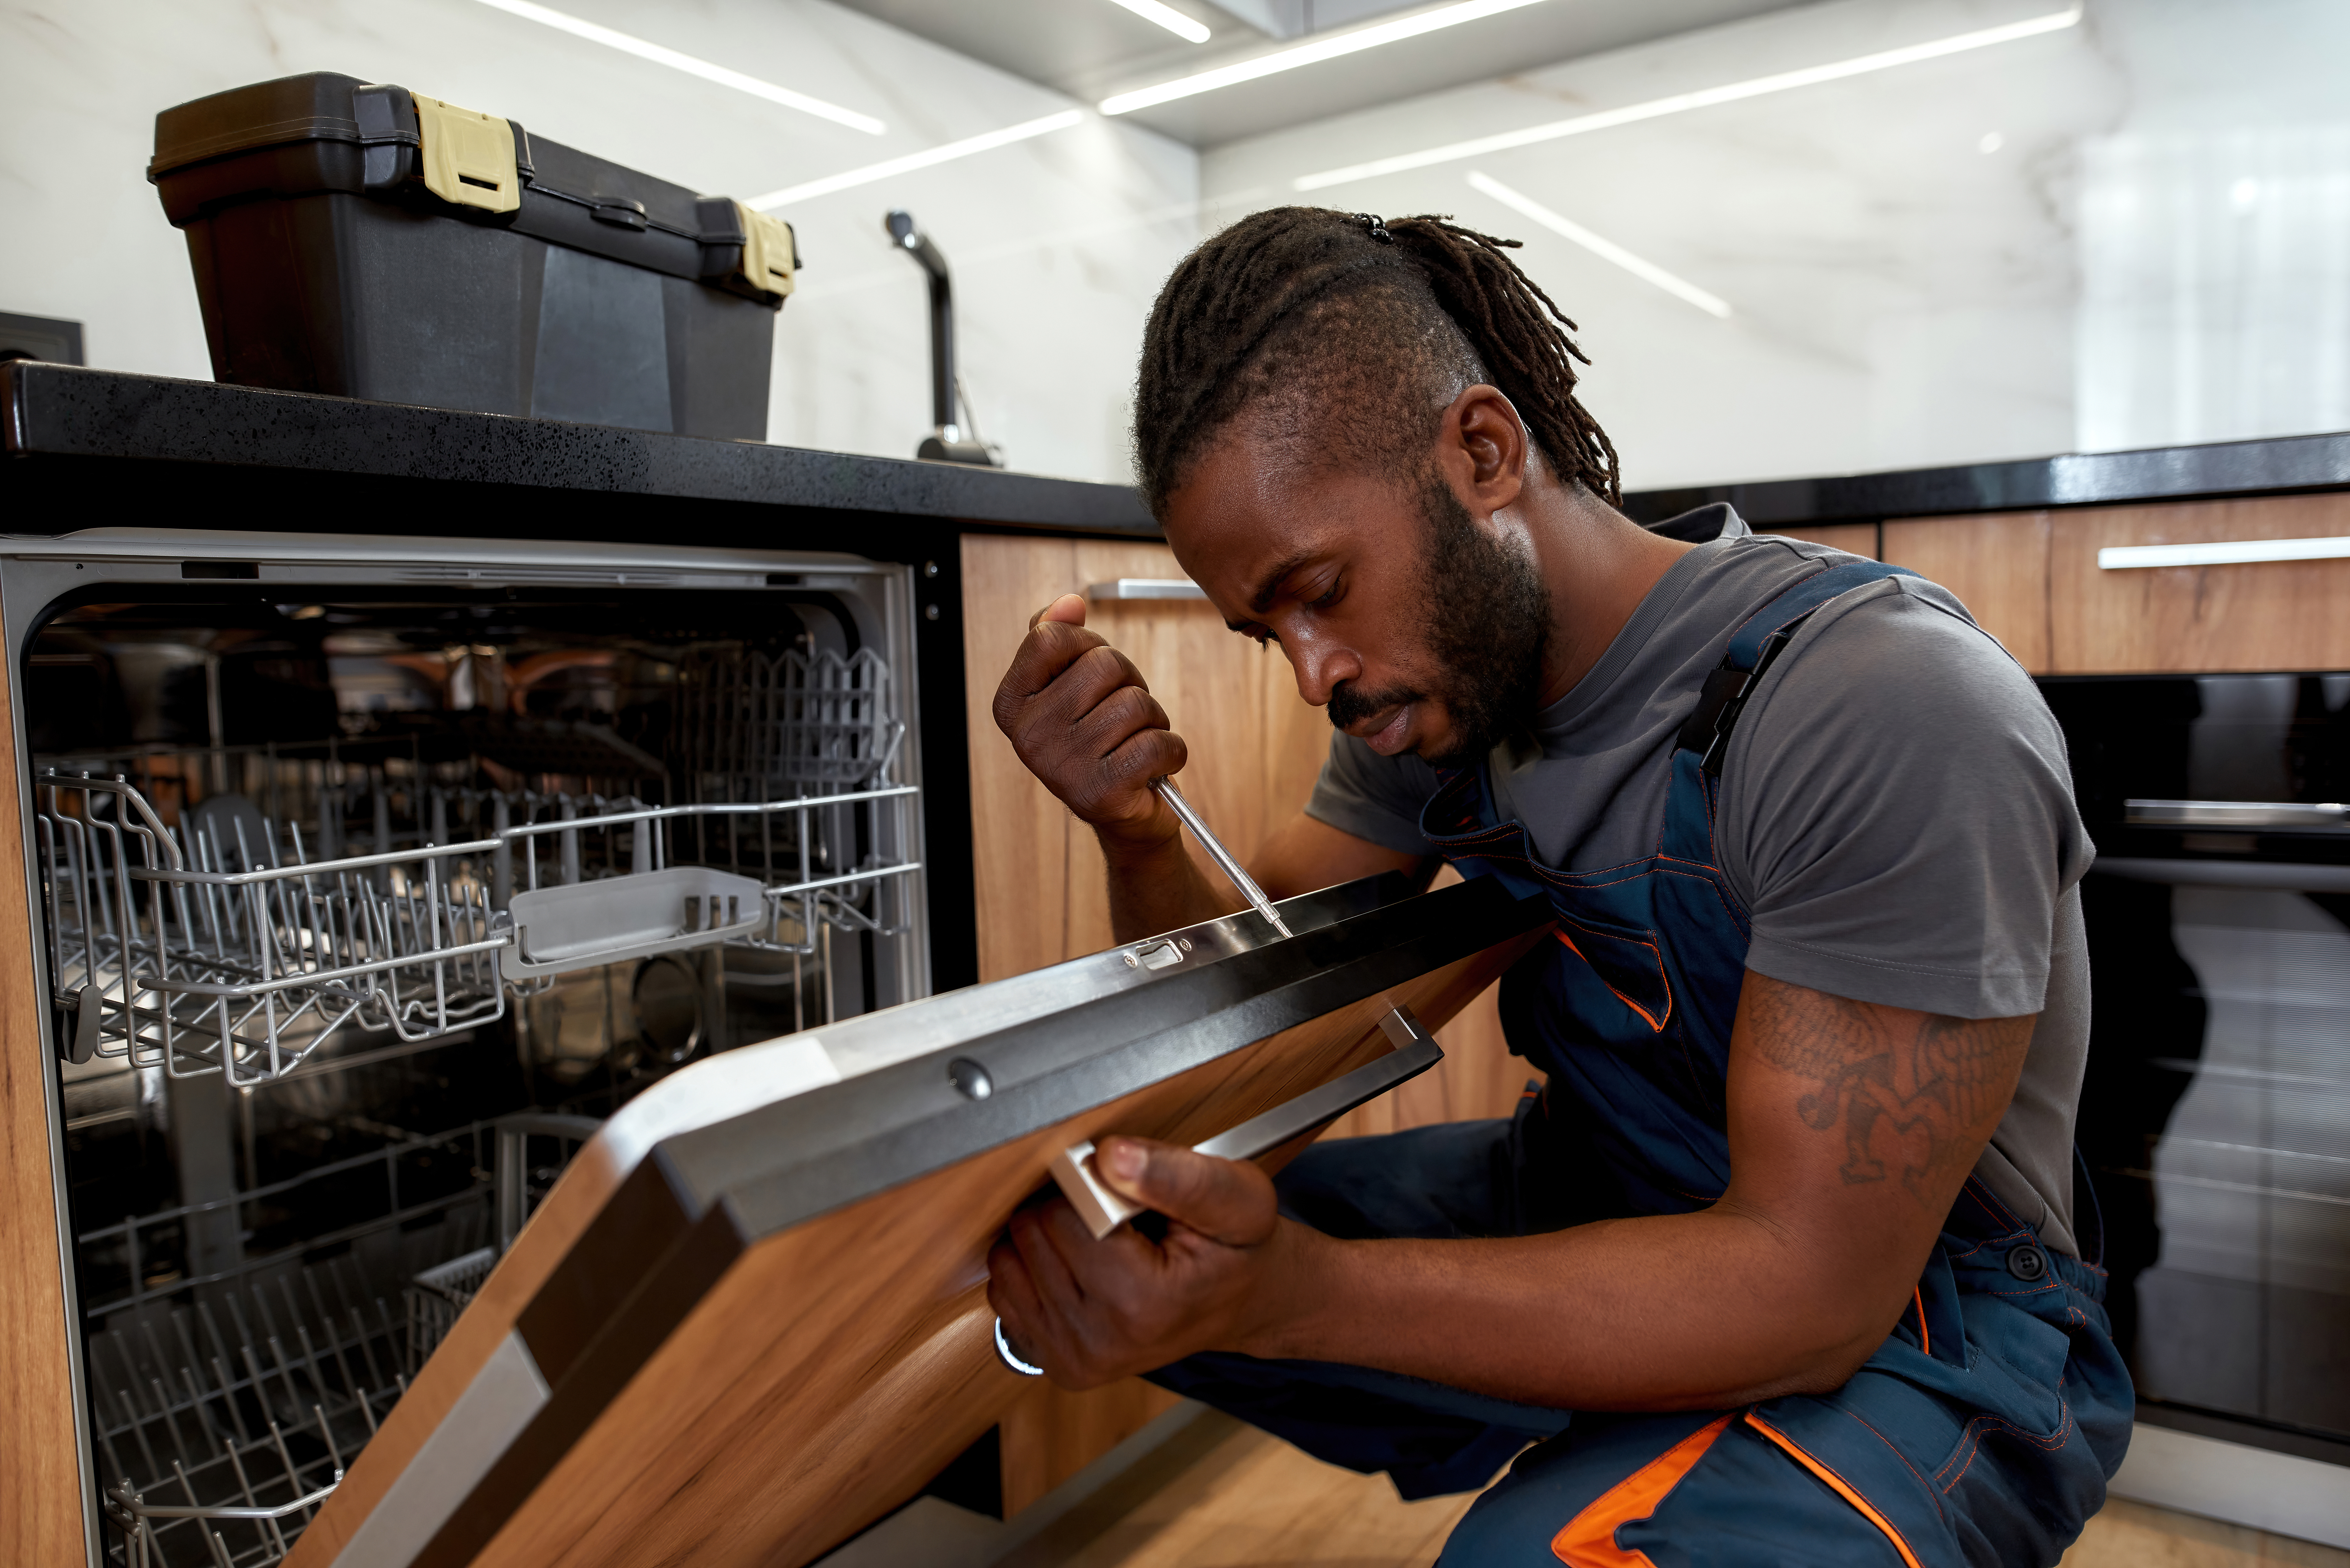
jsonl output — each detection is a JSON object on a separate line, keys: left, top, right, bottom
{"left": 1153, "top": 778, "right": 1294, "bottom": 940}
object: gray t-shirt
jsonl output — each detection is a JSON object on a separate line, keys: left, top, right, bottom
{"left": 1308, "top": 509, "right": 2094, "bottom": 1254}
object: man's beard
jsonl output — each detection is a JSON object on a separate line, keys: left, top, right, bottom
{"left": 1326, "top": 478, "right": 1552, "bottom": 768}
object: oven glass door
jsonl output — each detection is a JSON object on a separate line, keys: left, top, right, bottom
{"left": 2047, "top": 673, "right": 2350, "bottom": 1461}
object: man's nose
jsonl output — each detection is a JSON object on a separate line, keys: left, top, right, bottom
{"left": 1285, "top": 637, "right": 1360, "bottom": 709}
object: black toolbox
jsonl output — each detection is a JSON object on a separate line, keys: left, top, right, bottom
{"left": 150, "top": 72, "right": 797, "bottom": 439}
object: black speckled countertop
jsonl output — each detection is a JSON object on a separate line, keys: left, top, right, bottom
{"left": 11, "top": 362, "right": 2344, "bottom": 543}
{"left": 0, "top": 362, "right": 1157, "bottom": 539}
{"left": 1623, "top": 430, "right": 2350, "bottom": 526}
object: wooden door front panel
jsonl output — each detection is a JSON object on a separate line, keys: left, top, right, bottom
{"left": 1882, "top": 512, "right": 2055, "bottom": 673}
{"left": 287, "top": 917, "right": 1543, "bottom": 1568}
{"left": 0, "top": 609, "right": 95, "bottom": 1567}
{"left": 959, "top": 533, "right": 1326, "bottom": 981}
{"left": 959, "top": 532, "right": 1525, "bottom": 1136}
{"left": 2045, "top": 494, "right": 2350, "bottom": 673}
{"left": 955, "top": 532, "right": 1525, "bottom": 1507}
{"left": 1884, "top": 493, "right": 2350, "bottom": 676}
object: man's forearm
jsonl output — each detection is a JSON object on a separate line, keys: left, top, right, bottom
{"left": 1102, "top": 830, "right": 1246, "bottom": 943}
{"left": 1243, "top": 1209, "right": 1904, "bottom": 1412}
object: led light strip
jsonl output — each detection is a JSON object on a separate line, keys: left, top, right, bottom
{"left": 746, "top": 111, "right": 1087, "bottom": 210}
{"left": 1101, "top": 0, "right": 1552, "bottom": 115}
{"left": 1293, "top": 5, "right": 2081, "bottom": 190}
{"left": 2097, "top": 536, "right": 2350, "bottom": 569}
{"left": 1107, "top": 0, "right": 1212, "bottom": 44}
{"left": 470, "top": 0, "right": 884, "bottom": 134}
{"left": 1467, "top": 171, "right": 1730, "bottom": 319}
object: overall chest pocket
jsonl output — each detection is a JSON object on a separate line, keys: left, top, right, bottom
{"left": 1550, "top": 916, "right": 1675, "bottom": 1035}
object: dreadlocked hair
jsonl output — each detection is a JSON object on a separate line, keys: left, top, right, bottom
{"left": 1133, "top": 206, "right": 1619, "bottom": 515}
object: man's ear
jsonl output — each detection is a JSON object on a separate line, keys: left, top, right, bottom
{"left": 1441, "top": 385, "right": 1528, "bottom": 515}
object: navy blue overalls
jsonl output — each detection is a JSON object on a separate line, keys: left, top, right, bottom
{"left": 1151, "top": 561, "right": 2134, "bottom": 1566}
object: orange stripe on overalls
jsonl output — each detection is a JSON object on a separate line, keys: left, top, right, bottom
{"left": 1551, "top": 1414, "right": 1735, "bottom": 1566}
{"left": 1743, "top": 1412, "right": 1926, "bottom": 1568}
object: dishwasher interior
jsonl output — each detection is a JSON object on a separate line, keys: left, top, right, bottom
{"left": 13, "top": 536, "right": 927, "bottom": 1566}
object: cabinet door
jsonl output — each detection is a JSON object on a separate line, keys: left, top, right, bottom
{"left": 0, "top": 620, "right": 90, "bottom": 1566}
{"left": 2046, "top": 494, "right": 2350, "bottom": 673}
{"left": 959, "top": 532, "right": 1525, "bottom": 1142}
{"left": 960, "top": 534, "right": 1321, "bottom": 981}
{"left": 1882, "top": 512, "right": 2054, "bottom": 673}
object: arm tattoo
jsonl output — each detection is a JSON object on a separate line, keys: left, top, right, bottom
{"left": 1743, "top": 980, "right": 2028, "bottom": 1202}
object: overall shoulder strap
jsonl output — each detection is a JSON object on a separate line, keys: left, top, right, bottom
{"left": 1674, "top": 559, "right": 1919, "bottom": 775}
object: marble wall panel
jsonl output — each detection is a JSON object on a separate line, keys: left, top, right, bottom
{"left": 1199, "top": 0, "right": 2350, "bottom": 490}
{"left": 0, "top": 0, "right": 1201, "bottom": 483}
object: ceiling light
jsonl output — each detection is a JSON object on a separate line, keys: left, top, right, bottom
{"left": 1467, "top": 171, "right": 1730, "bottom": 318}
{"left": 746, "top": 111, "right": 1087, "bottom": 209}
{"left": 1294, "top": 5, "right": 2081, "bottom": 190}
{"left": 1105, "top": 0, "right": 1211, "bottom": 44}
{"left": 2098, "top": 536, "right": 2350, "bottom": 570}
{"left": 1978, "top": 131, "right": 2005, "bottom": 153}
{"left": 470, "top": 0, "right": 884, "bottom": 134}
{"left": 1101, "top": 0, "right": 1551, "bottom": 116}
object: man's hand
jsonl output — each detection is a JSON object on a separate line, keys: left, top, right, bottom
{"left": 993, "top": 595, "right": 1186, "bottom": 858}
{"left": 986, "top": 1135, "right": 1309, "bottom": 1388}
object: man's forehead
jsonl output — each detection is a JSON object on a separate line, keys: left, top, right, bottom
{"left": 1169, "top": 513, "right": 1336, "bottom": 609}
{"left": 1171, "top": 475, "right": 1387, "bottom": 560}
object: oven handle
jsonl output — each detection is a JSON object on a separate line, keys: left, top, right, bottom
{"left": 2125, "top": 798, "right": 2349, "bottom": 831}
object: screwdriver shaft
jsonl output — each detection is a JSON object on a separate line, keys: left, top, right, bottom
{"left": 1153, "top": 779, "right": 1294, "bottom": 939}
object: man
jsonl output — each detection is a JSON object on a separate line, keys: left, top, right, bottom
{"left": 987, "top": 208, "right": 2128, "bottom": 1566}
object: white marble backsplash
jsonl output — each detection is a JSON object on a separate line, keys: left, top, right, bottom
{"left": 0, "top": 0, "right": 1200, "bottom": 484}
{"left": 1201, "top": 0, "right": 2350, "bottom": 490}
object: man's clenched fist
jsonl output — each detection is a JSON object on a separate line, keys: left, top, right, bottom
{"left": 993, "top": 594, "right": 1188, "bottom": 854}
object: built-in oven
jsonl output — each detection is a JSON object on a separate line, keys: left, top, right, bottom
{"left": 2043, "top": 672, "right": 2350, "bottom": 1488}
{"left": 10, "top": 528, "right": 928, "bottom": 1565}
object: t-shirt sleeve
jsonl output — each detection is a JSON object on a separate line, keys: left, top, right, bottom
{"left": 1305, "top": 732, "right": 1444, "bottom": 857}
{"left": 1719, "top": 580, "right": 2094, "bottom": 1020}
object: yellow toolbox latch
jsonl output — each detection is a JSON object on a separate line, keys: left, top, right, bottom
{"left": 734, "top": 202, "right": 797, "bottom": 300}
{"left": 413, "top": 94, "right": 521, "bottom": 213}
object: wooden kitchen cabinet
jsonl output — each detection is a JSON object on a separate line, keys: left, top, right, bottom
{"left": 958, "top": 534, "right": 1514, "bottom": 1128}
{"left": 960, "top": 533, "right": 1324, "bottom": 981}
{"left": 958, "top": 532, "right": 1521, "bottom": 1512}
{"left": 0, "top": 637, "right": 87, "bottom": 1567}
{"left": 2045, "top": 494, "right": 2350, "bottom": 673}
{"left": 1886, "top": 494, "right": 2350, "bottom": 675}
{"left": 1882, "top": 512, "right": 2055, "bottom": 672}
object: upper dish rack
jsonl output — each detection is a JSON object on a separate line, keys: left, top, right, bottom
{"left": 37, "top": 768, "right": 919, "bottom": 1086}
{"left": 678, "top": 646, "right": 900, "bottom": 789}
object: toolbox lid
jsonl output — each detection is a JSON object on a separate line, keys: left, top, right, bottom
{"left": 149, "top": 71, "right": 406, "bottom": 177}
{"left": 150, "top": 72, "right": 795, "bottom": 306}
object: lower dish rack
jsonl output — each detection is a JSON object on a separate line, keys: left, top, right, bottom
{"left": 88, "top": 1114, "right": 602, "bottom": 1568}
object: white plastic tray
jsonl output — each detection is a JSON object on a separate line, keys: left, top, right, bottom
{"left": 501, "top": 865, "right": 767, "bottom": 981}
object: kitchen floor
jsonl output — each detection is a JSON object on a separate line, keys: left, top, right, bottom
{"left": 1046, "top": 1416, "right": 2348, "bottom": 1568}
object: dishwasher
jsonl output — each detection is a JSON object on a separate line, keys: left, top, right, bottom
{"left": 10, "top": 527, "right": 927, "bottom": 1566}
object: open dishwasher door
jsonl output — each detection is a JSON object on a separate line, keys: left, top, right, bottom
{"left": 288, "top": 872, "right": 1550, "bottom": 1568}
{"left": 3, "top": 529, "right": 933, "bottom": 1567}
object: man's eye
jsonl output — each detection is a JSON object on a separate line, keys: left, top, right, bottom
{"left": 1308, "top": 578, "right": 1343, "bottom": 609}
